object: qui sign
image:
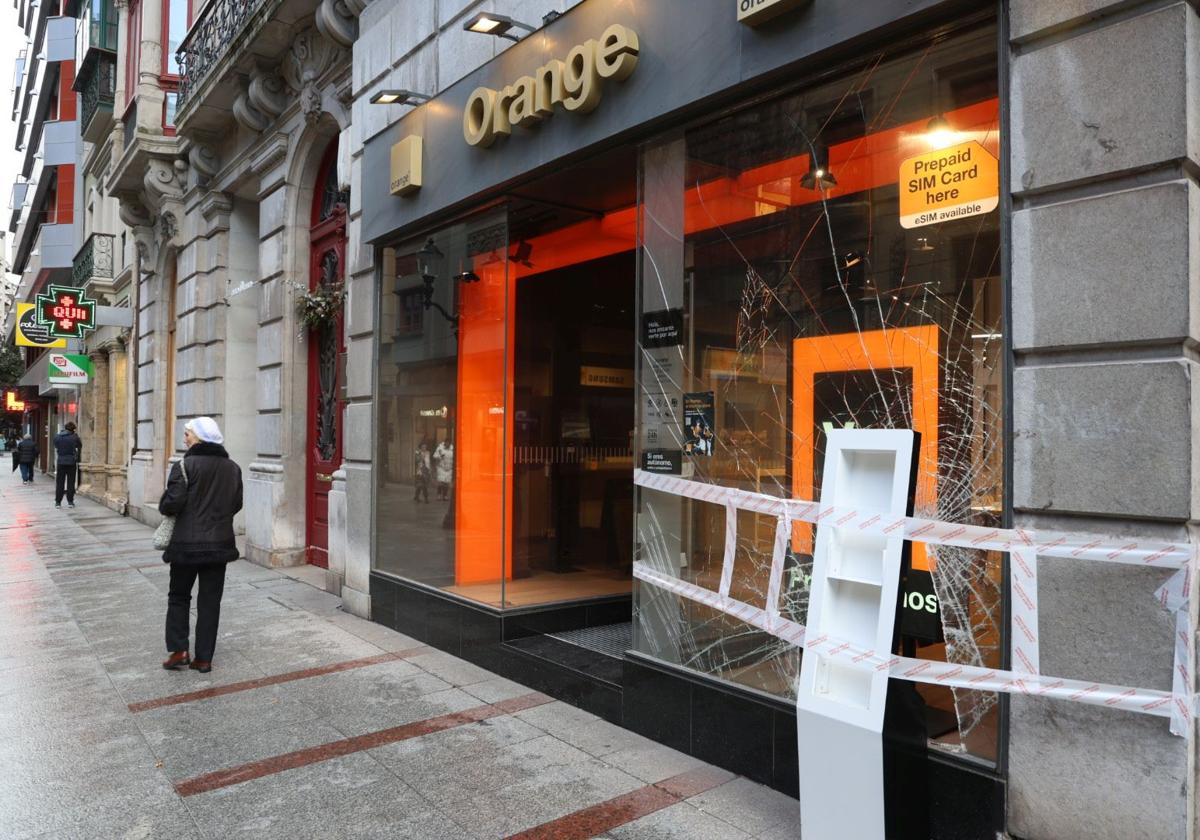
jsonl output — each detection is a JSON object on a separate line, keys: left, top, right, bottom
{"left": 35, "top": 285, "right": 98, "bottom": 339}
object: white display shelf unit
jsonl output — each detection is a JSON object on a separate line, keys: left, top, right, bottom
{"left": 796, "top": 428, "right": 917, "bottom": 840}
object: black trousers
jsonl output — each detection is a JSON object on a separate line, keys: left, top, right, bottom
{"left": 165, "top": 562, "right": 227, "bottom": 662}
{"left": 54, "top": 465, "right": 76, "bottom": 504}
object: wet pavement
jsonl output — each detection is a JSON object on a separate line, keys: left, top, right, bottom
{"left": 0, "top": 467, "right": 799, "bottom": 839}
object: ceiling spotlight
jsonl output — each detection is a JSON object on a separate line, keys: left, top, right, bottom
{"left": 800, "top": 144, "right": 836, "bottom": 191}
{"left": 463, "top": 12, "right": 537, "bottom": 41}
{"left": 913, "top": 236, "right": 935, "bottom": 252}
{"left": 370, "top": 89, "right": 431, "bottom": 106}
{"left": 925, "top": 115, "right": 957, "bottom": 149}
{"left": 454, "top": 271, "right": 481, "bottom": 284}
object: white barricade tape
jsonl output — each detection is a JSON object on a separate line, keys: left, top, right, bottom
{"left": 1171, "top": 610, "right": 1193, "bottom": 736}
{"left": 632, "top": 469, "right": 1196, "bottom": 733}
{"left": 1010, "top": 545, "right": 1040, "bottom": 676}
{"left": 634, "top": 470, "right": 1191, "bottom": 570}
{"left": 634, "top": 564, "right": 1178, "bottom": 720}
{"left": 719, "top": 499, "right": 737, "bottom": 597}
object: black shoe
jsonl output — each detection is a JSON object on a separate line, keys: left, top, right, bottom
{"left": 67, "top": 503, "right": 75, "bottom": 508}
{"left": 54, "top": 503, "right": 61, "bottom": 508}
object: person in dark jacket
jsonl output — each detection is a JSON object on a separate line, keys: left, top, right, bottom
{"left": 53, "top": 422, "right": 83, "bottom": 507}
{"left": 15, "top": 434, "right": 37, "bottom": 484}
{"left": 159, "top": 416, "right": 243, "bottom": 673}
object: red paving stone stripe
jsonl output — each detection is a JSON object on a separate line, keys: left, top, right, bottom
{"left": 128, "top": 647, "right": 433, "bottom": 713}
{"left": 174, "top": 691, "right": 554, "bottom": 797}
{"left": 504, "top": 766, "right": 737, "bottom": 840}
{"left": 50, "top": 563, "right": 162, "bottom": 576}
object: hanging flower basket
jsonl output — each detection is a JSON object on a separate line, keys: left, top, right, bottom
{"left": 296, "top": 283, "right": 346, "bottom": 332}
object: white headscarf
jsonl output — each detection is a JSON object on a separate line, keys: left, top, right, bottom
{"left": 185, "top": 416, "right": 224, "bottom": 445}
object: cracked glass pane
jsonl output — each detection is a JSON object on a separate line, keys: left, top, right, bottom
{"left": 633, "top": 24, "right": 1003, "bottom": 763}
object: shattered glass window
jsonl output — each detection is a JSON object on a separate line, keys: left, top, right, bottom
{"left": 633, "top": 25, "right": 1004, "bottom": 763}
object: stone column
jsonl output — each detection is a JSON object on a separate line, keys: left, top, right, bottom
{"left": 110, "top": 0, "right": 128, "bottom": 157}
{"left": 1007, "top": 3, "right": 1200, "bottom": 838}
{"left": 136, "top": 0, "right": 165, "bottom": 134}
{"left": 337, "top": 117, "right": 372, "bottom": 618}
{"left": 106, "top": 340, "right": 129, "bottom": 507}
{"left": 84, "top": 347, "right": 111, "bottom": 495}
{"left": 245, "top": 135, "right": 308, "bottom": 567}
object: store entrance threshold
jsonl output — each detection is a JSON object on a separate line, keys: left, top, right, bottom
{"left": 505, "top": 620, "right": 632, "bottom": 688}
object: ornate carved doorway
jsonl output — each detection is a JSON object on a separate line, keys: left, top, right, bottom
{"left": 305, "top": 139, "right": 347, "bottom": 568}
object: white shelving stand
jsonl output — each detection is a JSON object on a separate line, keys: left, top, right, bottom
{"left": 796, "top": 429, "right": 917, "bottom": 840}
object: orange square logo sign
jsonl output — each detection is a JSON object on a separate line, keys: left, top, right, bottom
{"left": 899, "top": 140, "right": 998, "bottom": 229}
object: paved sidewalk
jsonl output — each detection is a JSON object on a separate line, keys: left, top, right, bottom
{"left": 0, "top": 467, "right": 799, "bottom": 839}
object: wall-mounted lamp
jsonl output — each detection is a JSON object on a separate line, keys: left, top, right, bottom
{"left": 508, "top": 241, "right": 534, "bottom": 268}
{"left": 370, "top": 89, "right": 431, "bottom": 106}
{"left": 800, "top": 144, "right": 836, "bottom": 191}
{"left": 463, "top": 12, "right": 538, "bottom": 41}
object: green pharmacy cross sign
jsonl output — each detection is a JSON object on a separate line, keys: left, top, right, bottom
{"left": 35, "top": 285, "right": 98, "bottom": 339}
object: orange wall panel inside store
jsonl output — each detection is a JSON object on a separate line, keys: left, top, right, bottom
{"left": 455, "top": 260, "right": 514, "bottom": 586}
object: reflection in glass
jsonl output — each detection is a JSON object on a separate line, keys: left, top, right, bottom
{"left": 375, "top": 213, "right": 507, "bottom": 604}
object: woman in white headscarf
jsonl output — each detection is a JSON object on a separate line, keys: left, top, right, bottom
{"left": 159, "top": 417, "right": 243, "bottom": 673}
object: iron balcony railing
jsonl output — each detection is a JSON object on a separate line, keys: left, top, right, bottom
{"left": 77, "top": 51, "right": 115, "bottom": 142}
{"left": 175, "top": 0, "right": 271, "bottom": 111}
{"left": 72, "top": 232, "right": 115, "bottom": 287}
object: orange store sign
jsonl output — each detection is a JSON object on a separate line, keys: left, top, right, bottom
{"left": 899, "top": 140, "right": 998, "bottom": 229}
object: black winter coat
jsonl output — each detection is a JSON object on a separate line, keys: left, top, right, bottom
{"left": 158, "top": 442, "right": 243, "bottom": 565}
{"left": 53, "top": 431, "right": 82, "bottom": 466}
{"left": 15, "top": 438, "right": 37, "bottom": 465}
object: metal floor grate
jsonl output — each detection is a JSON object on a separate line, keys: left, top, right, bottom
{"left": 547, "top": 622, "right": 632, "bottom": 658}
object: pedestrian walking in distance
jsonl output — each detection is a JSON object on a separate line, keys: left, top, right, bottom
{"left": 160, "top": 417, "right": 243, "bottom": 673}
{"left": 15, "top": 434, "right": 37, "bottom": 484}
{"left": 53, "top": 422, "right": 82, "bottom": 507}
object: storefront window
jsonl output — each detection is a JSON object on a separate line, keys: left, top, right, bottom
{"left": 376, "top": 211, "right": 509, "bottom": 605}
{"left": 376, "top": 172, "right": 641, "bottom": 609}
{"left": 633, "top": 26, "right": 1003, "bottom": 763}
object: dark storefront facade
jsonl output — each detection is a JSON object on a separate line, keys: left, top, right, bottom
{"left": 364, "top": 1, "right": 1007, "bottom": 835}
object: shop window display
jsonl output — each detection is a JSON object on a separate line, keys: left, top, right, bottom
{"left": 376, "top": 178, "right": 639, "bottom": 609}
{"left": 633, "top": 26, "right": 1004, "bottom": 763}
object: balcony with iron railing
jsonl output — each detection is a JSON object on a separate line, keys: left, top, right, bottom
{"left": 72, "top": 232, "right": 116, "bottom": 294}
{"left": 175, "top": 0, "right": 286, "bottom": 122}
{"left": 72, "top": 0, "right": 117, "bottom": 143}
{"left": 76, "top": 52, "right": 116, "bottom": 143}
